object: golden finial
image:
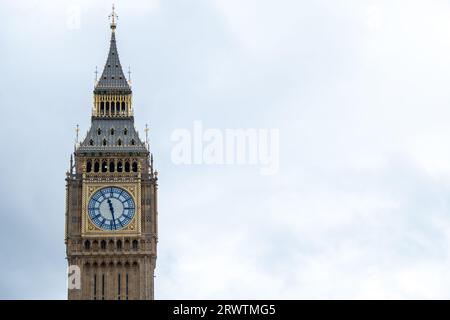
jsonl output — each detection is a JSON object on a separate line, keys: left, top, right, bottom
{"left": 109, "top": 4, "right": 118, "bottom": 31}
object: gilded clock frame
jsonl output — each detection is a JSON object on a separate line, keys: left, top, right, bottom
{"left": 81, "top": 182, "right": 141, "bottom": 237}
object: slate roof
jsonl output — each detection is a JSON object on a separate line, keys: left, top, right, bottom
{"left": 77, "top": 118, "right": 147, "bottom": 153}
{"left": 77, "top": 20, "right": 147, "bottom": 154}
{"left": 94, "top": 31, "right": 131, "bottom": 94}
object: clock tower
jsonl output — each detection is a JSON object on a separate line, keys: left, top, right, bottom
{"left": 65, "top": 7, "right": 158, "bottom": 300}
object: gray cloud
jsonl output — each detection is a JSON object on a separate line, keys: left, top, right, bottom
{"left": 1, "top": 0, "right": 450, "bottom": 299}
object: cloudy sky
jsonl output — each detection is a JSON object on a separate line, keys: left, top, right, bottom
{"left": 2, "top": 0, "right": 450, "bottom": 299}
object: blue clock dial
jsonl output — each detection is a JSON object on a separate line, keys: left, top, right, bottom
{"left": 88, "top": 187, "right": 135, "bottom": 231}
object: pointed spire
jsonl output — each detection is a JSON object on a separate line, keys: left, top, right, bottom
{"left": 70, "top": 154, "right": 73, "bottom": 174}
{"left": 75, "top": 124, "right": 79, "bottom": 143}
{"left": 95, "top": 4, "right": 131, "bottom": 94}
{"left": 150, "top": 153, "right": 154, "bottom": 176}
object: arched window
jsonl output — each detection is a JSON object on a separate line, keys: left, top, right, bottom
{"left": 86, "top": 160, "right": 92, "bottom": 172}
{"left": 94, "top": 161, "right": 100, "bottom": 173}
{"left": 117, "top": 240, "right": 122, "bottom": 250}
{"left": 89, "top": 139, "right": 94, "bottom": 146}
{"left": 109, "top": 161, "right": 115, "bottom": 172}
{"left": 100, "top": 102, "right": 104, "bottom": 114}
{"left": 102, "top": 139, "right": 107, "bottom": 146}
{"left": 132, "top": 161, "right": 138, "bottom": 172}
{"left": 84, "top": 240, "right": 91, "bottom": 250}
{"left": 131, "top": 139, "right": 135, "bottom": 145}
{"left": 125, "top": 161, "right": 130, "bottom": 172}
{"left": 117, "top": 161, "right": 123, "bottom": 172}
{"left": 108, "top": 240, "right": 114, "bottom": 250}
{"left": 106, "top": 101, "right": 110, "bottom": 113}
{"left": 102, "top": 161, "right": 108, "bottom": 172}
{"left": 97, "top": 128, "right": 102, "bottom": 135}
{"left": 116, "top": 101, "right": 120, "bottom": 113}
{"left": 121, "top": 102, "right": 126, "bottom": 112}
{"left": 100, "top": 240, "right": 106, "bottom": 250}
{"left": 132, "top": 240, "right": 138, "bottom": 250}
{"left": 124, "top": 128, "right": 128, "bottom": 135}
{"left": 110, "top": 128, "right": 114, "bottom": 135}
{"left": 117, "top": 139, "right": 122, "bottom": 146}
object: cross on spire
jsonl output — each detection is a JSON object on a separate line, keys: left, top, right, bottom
{"left": 109, "top": 4, "right": 118, "bottom": 31}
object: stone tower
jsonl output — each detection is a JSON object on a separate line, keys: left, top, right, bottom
{"left": 65, "top": 7, "right": 158, "bottom": 300}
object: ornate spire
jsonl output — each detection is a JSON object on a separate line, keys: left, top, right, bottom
{"left": 94, "top": 4, "right": 130, "bottom": 94}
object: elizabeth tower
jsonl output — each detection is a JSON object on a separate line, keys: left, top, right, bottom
{"left": 65, "top": 8, "right": 158, "bottom": 300}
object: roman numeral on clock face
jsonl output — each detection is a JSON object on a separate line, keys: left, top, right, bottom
{"left": 88, "top": 186, "right": 135, "bottom": 231}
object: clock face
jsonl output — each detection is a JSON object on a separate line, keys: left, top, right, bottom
{"left": 88, "top": 187, "right": 135, "bottom": 231}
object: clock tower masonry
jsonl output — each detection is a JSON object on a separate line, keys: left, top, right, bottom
{"left": 65, "top": 6, "right": 158, "bottom": 300}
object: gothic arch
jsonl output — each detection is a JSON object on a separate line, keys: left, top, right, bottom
{"left": 94, "top": 161, "right": 100, "bottom": 173}
{"left": 101, "top": 160, "right": 108, "bottom": 172}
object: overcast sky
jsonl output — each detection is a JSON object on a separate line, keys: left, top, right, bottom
{"left": 2, "top": 0, "right": 450, "bottom": 299}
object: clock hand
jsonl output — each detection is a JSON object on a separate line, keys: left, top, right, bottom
{"left": 107, "top": 199, "right": 117, "bottom": 230}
